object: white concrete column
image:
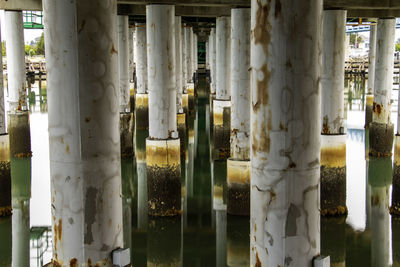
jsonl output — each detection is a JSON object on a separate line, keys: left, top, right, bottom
{"left": 43, "top": 0, "right": 123, "bottom": 264}
{"left": 216, "top": 16, "right": 231, "bottom": 100}
{"left": 366, "top": 24, "right": 377, "bottom": 128}
{"left": 321, "top": 10, "right": 346, "bottom": 135}
{"left": 182, "top": 25, "right": 188, "bottom": 88}
{"left": 146, "top": 5, "right": 181, "bottom": 217}
{"left": 175, "top": 16, "right": 183, "bottom": 112}
{"left": 118, "top": 15, "right": 130, "bottom": 112}
{"left": 134, "top": 23, "right": 149, "bottom": 130}
{"left": 5, "top": 11, "right": 26, "bottom": 111}
{"left": 147, "top": 5, "right": 177, "bottom": 139}
{"left": 210, "top": 28, "right": 217, "bottom": 95}
{"left": 206, "top": 40, "right": 209, "bottom": 69}
{"left": 129, "top": 27, "right": 135, "bottom": 89}
{"left": 185, "top": 26, "right": 193, "bottom": 84}
{"left": 190, "top": 28, "right": 195, "bottom": 81}
{"left": 227, "top": 8, "right": 251, "bottom": 216}
{"left": 320, "top": 10, "right": 347, "bottom": 217}
{"left": 0, "top": 20, "right": 5, "bottom": 134}
{"left": 135, "top": 23, "right": 147, "bottom": 95}
{"left": 193, "top": 33, "right": 198, "bottom": 73}
{"left": 250, "top": 0, "right": 322, "bottom": 266}
{"left": 370, "top": 18, "right": 396, "bottom": 157}
{"left": 367, "top": 24, "right": 377, "bottom": 95}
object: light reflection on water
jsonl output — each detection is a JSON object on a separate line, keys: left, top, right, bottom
{"left": 3, "top": 101, "right": 398, "bottom": 266}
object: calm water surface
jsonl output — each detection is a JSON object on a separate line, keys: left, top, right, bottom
{"left": 1, "top": 86, "right": 399, "bottom": 266}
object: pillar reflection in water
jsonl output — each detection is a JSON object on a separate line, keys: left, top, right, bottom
{"left": 227, "top": 215, "right": 249, "bottom": 267}
{"left": 368, "top": 157, "right": 391, "bottom": 267}
{"left": 147, "top": 217, "right": 182, "bottom": 266}
{"left": 136, "top": 129, "right": 148, "bottom": 229}
{"left": 121, "top": 157, "right": 134, "bottom": 255}
{"left": 216, "top": 210, "right": 227, "bottom": 267}
{"left": 393, "top": 216, "right": 400, "bottom": 267}
{"left": 321, "top": 217, "right": 346, "bottom": 267}
{"left": 0, "top": 216, "right": 11, "bottom": 267}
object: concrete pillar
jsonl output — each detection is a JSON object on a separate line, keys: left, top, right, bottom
{"left": 250, "top": 0, "right": 322, "bottom": 266}
{"left": 365, "top": 24, "right": 377, "bottom": 127}
{"left": 206, "top": 40, "right": 209, "bottom": 70}
{"left": 5, "top": 11, "right": 26, "bottom": 111}
{"left": 175, "top": 16, "right": 183, "bottom": 113}
{"left": 134, "top": 23, "right": 149, "bottom": 130}
{"left": 369, "top": 18, "right": 396, "bottom": 157}
{"left": 320, "top": 10, "right": 347, "bottom": 217}
{"left": 129, "top": 27, "right": 135, "bottom": 111}
{"left": 135, "top": 129, "right": 148, "bottom": 229}
{"left": 43, "top": 0, "right": 123, "bottom": 264}
{"left": 184, "top": 26, "right": 193, "bottom": 84}
{"left": 213, "top": 17, "right": 231, "bottom": 160}
{"left": 146, "top": 5, "right": 181, "bottom": 217}
{"left": 227, "top": 8, "right": 251, "bottom": 216}
{"left": 118, "top": 15, "right": 130, "bottom": 113}
{"left": 193, "top": 33, "right": 198, "bottom": 76}
{"left": 368, "top": 157, "right": 391, "bottom": 267}
{"left": 209, "top": 28, "right": 216, "bottom": 95}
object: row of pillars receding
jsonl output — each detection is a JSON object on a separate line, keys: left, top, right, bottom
{"left": 1, "top": 1, "right": 400, "bottom": 266}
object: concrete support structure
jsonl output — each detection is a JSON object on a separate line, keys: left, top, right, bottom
{"left": 12, "top": 199, "right": 30, "bottom": 267}
{"left": 135, "top": 129, "right": 148, "bottom": 228}
{"left": 213, "top": 16, "right": 231, "bottom": 160}
{"left": 118, "top": 15, "right": 130, "bottom": 113}
{"left": 134, "top": 23, "right": 149, "bottom": 130}
{"left": 369, "top": 18, "right": 396, "bottom": 157}
{"left": 365, "top": 24, "right": 377, "bottom": 127}
{"left": 146, "top": 5, "right": 181, "bottom": 217}
{"left": 184, "top": 26, "right": 193, "bottom": 84}
{"left": 250, "top": 0, "right": 322, "bottom": 266}
{"left": 5, "top": 11, "right": 26, "bottom": 111}
{"left": 320, "top": 10, "right": 347, "bottom": 216}
{"left": 129, "top": 27, "right": 135, "bottom": 88}
{"left": 209, "top": 28, "right": 216, "bottom": 95}
{"left": 227, "top": 8, "right": 250, "bottom": 216}
{"left": 43, "top": 0, "right": 123, "bottom": 264}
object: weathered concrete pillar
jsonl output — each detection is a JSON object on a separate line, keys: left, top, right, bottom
{"left": 209, "top": 28, "right": 216, "bottom": 95}
{"left": 129, "top": 27, "right": 135, "bottom": 94}
{"left": 250, "top": 0, "right": 322, "bottom": 266}
{"left": 193, "top": 33, "right": 198, "bottom": 80}
{"left": 206, "top": 40, "right": 210, "bottom": 70}
{"left": 368, "top": 157, "right": 391, "bottom": 267}
{"left": 213, "top": 16, "right": 231, "bottom": 160}
{"left": 182, "top": 25, "right": 189, "bottom": 115}
{"left": 369, "top": 18, "right": 396, "bottom": 157}
{"left": 43, "top": 0, "right": 123, "bottom": 264}
{"left": 146, "top": 5, "right": 181, "bottom": 217}
{"left": 184, "top": 26, "right": 193, "bottom": 85}
{"left": 118, "top": 15, "right": 130, "bottom": 113}
{"left": 135, "top": 23, "right": 149, "bottom": 130}
{"left": 320, "top": 10, "right": 347, "bottom": 217}
{"left": 5, "top": 11, "right": 26, "bottom": 111}
{"left": 227, "top": 8, "right": 250, "bottom": 216}
{"left": 0, "top": 21, "right": 11, "bottom": 218}
{"left": 365, "top": 24, "right": 377, "bottom": 127}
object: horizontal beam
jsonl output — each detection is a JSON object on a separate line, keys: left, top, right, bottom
{"left": 347, "top": 9, "right": 400, "bottom": 18}
{"left": 118, "top": 0, "right": 249, "bottom": 7}
{"left": 0, "top": 0, "right": 42, "bottom": 11}
{"left": 324, "top": 0, "right": 400, "bottom": 9}
{"left": 118, "top": 4, "right": 231, "bottom": 17}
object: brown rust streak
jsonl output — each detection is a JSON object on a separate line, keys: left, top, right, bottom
{"left": 70, "top": 258, "right": 78, "bottom": 267}
{"left": 372, "top": 102, "right": 382, "bottom": 116}
{"left": 255, "top": 251, "right": 262, "bottom": 267}
{"left": 322, "top": 116, "right": 330, "bottom": 134}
